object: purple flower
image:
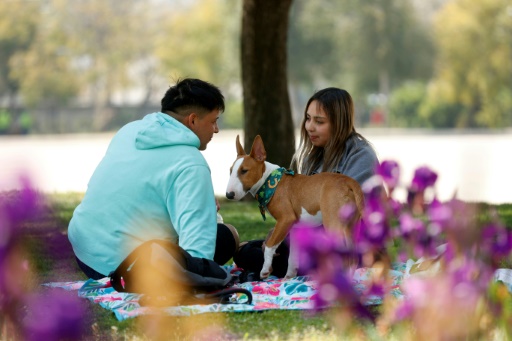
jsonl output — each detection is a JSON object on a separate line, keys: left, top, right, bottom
{"left": 22, "top": 291, "right": 86, "bottom": 341}
{"left": 292, "top": 224, "right": 374, "bottom": 321}
{"left": 339, "top": 203, "right": 357, "bottom": 226}
{"left": 410, "top": 166, "right": 438, "bottom": 192}
{"left": 292, "top": 159, "right": 512, "bottom": 333}
{"left": 1, "top": 177, "right": 40, "bottom": 224}
{"left": 290, "top": 225, "right": 322, "bottom": 273}
{"left": 359, "top": 210, "right": 389, "bottom": 248}
{"left": 398, "top": 213, "right": 439, "bottom": 258}
{"left": 388, "top": 197, "right": 403, "bottom": 217}
{"left": 396, "top": 251, "right": 409, "bottom": 263}
{"left": 399, "top": 213, "right": 424, "bottom": 237}
{"left": 449, "top": 258, "right": 493, "bottom": 289}
{"left": 439, "top": 199, "right": 480, "bottom": 253}
{"left": 0, "top": 178, "right": 41, "bottom": 256}
{"left": 481, "top": 223, "right": 512, "bottom": 263}
{"left": 394, "top": 300, "right": 414, "bottom": 321}
{"left": 1, "top": 179, "right": 42, "bottom": 306}
{"left": 401, "top": 277, "right": 431, "bottom": 307}
{"left": 362, "top": 175, "right": 385, "bottom": 204}
{"left": 1, "top": 177, "right": 48, "bottom": 337}
{"left": 314, "top": 272, "right": 375, "bottom": 322}
{"left": 427, "top": 198, "right": 452, "bottom": 230}
{"left": 353, "top": 179, "right": 397, "bottom": 255}
{"left": 361, "top": 281, "right": 386, "bottom": 304}
{"left": 399, "top": 266, "right": 487, "bottom": 340}
{"left": 291, "top": 223, "right": 355, "bottom": 274}
{"left": 376, "top": 160, "right": 400, "bottom": 190}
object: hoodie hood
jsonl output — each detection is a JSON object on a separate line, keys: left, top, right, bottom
{"left": 135, "top": 112, "right": 200, "bottom": 150}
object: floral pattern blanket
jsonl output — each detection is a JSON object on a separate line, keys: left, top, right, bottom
{"left": 44, "top": 263, "right": 512, "bottom": 321}
{"left": 43, "top": 264, "right": 406, "bottom": 321}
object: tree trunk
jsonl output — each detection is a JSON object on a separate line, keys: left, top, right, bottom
{"left": 241, "top": 0, "right": 295, "bottom": 167}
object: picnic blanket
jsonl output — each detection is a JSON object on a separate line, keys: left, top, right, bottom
{"left": 44, "top": 263, "right": 512, "bottom": 321}
{"left": 43, "top": 264, "right": 406, "bottom": 321}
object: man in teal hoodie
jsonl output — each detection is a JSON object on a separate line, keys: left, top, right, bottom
{"left": 68, "top": 78, "right": 239, "bottom": 281}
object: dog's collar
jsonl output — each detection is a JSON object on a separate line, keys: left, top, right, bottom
{"left": 255, "top": 167, "right": 294, "bottom": 221}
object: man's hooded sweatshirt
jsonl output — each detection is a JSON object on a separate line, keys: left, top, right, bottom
{"left": 68, "top": 112, "right": 217, "bottom": 276}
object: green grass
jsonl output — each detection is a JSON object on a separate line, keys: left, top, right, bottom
{"left": 217, "top": 198, "right": 277, "bottom": 241}
{"left": 19, "top": 193, "right": 512, "bottom": 339}
{"left": 45, "top": 191, "right": 85, "bottom": 228}
{"left": 494, "top": 204, "right": 512, "bottom": 227}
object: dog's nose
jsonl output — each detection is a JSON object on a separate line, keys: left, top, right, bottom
{"left": 226, "top": 191, "right": 235, "bottom": 200}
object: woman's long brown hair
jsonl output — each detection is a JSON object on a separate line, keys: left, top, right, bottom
{"left": 291, "top": 88, "right": 368, "bottom": 174}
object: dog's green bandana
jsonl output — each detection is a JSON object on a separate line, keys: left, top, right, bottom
{"left": 255, "top": 167, "right": 295, "bottom": 221}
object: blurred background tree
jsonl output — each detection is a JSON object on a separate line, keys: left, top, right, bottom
{"left": 0, "top": 1, "right": 39, "bottom": 133}
{"left": 425, "top": 0, "right": 512, "bottom": 128}
{"left": 0, "top": 0, "right": 510, "bottom": 135}
{"left": 288, "top": 0, "right": 437, "bottom": 126}
{"left": 155, "top": 0, "right": 243, "bottom": 129}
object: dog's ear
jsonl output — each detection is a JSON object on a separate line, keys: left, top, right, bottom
{"left": 236, "top": 135, "right": 246, "bottom": 156}
{"left": 250, "top": 135, "right": 266, "bottom": 162}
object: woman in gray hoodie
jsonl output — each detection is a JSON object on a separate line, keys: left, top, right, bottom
{"left": 291, "top": 87, "right": 379, "bottom": 184}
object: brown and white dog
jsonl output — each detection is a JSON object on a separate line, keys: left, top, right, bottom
{"left": 226, "top": 135, "right": 364, "bottom": 279}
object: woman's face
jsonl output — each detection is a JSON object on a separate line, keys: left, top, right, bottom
{"left": 305, "top": 100, "right": 331, "bottom": 148}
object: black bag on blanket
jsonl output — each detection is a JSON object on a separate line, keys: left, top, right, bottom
{"left": 108, "top": 240, "right": 252, "bottom": 306}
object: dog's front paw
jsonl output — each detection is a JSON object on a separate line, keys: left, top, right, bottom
{"left": 284, "top": 269, "right": 297, "bottom": 279}
{"left": 260, "top": 263, "right": 273, "bottom": 279}
{"left": 260, "top": 269, "right": 271, "bottom": 279}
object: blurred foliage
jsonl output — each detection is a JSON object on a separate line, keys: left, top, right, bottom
{"left": 418, "top": 81, "right": 466, "bottom": 128}
{"left": 430, "top": 0, "right": 512, "bottom": 128}
{"left": 388, "top": 82, "right": 429, "bottom": 127}
{"left": 288, "top": 0, "right": 435, "bottom": 101}
{"left": 340, "top": 0, "right": 435, "bottom": 96}
{"left": 0, "top": 0, "right": 510, "bottom": 132}
{"left": 155, "top": 0, "right": 241, "bottom": 90}
{"left": 0, "top": 109, "right": 12, "bottom": 132}
{"left": 154, "top": 0, "right": 243, "bottom": 129}
{"left": 9, "top": 0, "right": 156, "bottom": 132}
{"left": 0, "top": 1, "right": 39, "bottom": 101}
{"left": 386, "top": 0, "right": 512, "bottom": 129}
{"left": 220, "top": 99, "right": 244, "bottom": 129}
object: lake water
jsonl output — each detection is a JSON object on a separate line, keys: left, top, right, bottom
{"left": 1, "top": 129, "right": 511, "bottom": 204}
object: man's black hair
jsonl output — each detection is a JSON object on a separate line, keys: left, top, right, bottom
{"left": 161, "top": 78, "right": 225, "bottom": 115}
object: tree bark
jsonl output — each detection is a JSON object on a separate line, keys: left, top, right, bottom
{"left": 241, "top": 0, "right": 295, "bottom": 167}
